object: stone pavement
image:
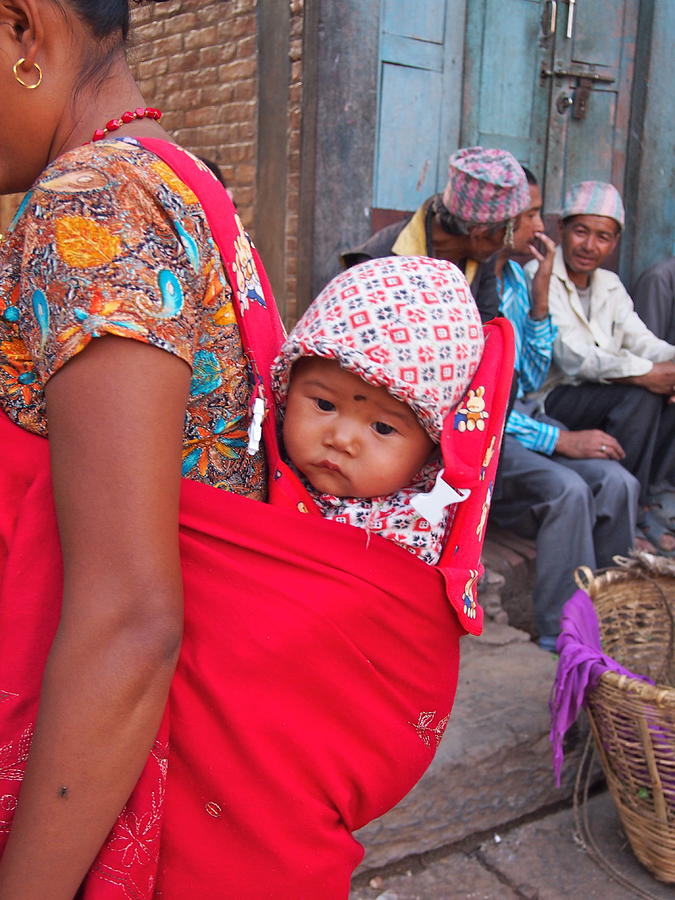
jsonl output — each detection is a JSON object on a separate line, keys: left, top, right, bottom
{"left": 351, "top": 792, "right": 673, "bottom": 899}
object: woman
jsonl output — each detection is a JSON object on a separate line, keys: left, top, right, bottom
{"left": 0, "top": 0, "right": 268, "bottom": 895}
{"left": 0, "top": 2, "right": 513, "bottom": 897}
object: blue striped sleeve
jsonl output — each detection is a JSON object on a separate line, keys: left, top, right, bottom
{"left": 505, "top": 408, "right": 560, "bottom": 455}
{"left": 518, "top": 315, "right": 556, "bottom": 393}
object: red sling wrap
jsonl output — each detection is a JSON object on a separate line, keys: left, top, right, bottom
{"left": 0, "top": 140, "right": 514, "bottom": 898}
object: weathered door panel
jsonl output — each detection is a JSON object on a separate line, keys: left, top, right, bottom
{"left": 463, "top": 0, "right": 549, "bottom": 169}
{"left": 376, "top": 61, "right": 445, "bottom": 210}
{"left": 544, "top": 0, "right": 638, "bottom": 213}
{"left": 373, "top": 0, "right": 466, "bottom": 212}
{"left": 570, "top": 0, "right": 627, "bottom": 68}
{"left": 462, "top": 0, "right": 638, "bottom": 220}
{"left": 381, "top": 0, "right": 448, "bottom": 41}
{"left": 564, "top": 91, "right": 618, "bottom": 185}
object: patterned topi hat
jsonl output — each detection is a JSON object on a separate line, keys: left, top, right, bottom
{"left": 561, "top": 180, "right": 625, "bottom": 230}
{"left": 271, "top": 256, "right": 485, "bottom": 442}
{"left": 442, "top": 146, "right": 530, "bottom": 224}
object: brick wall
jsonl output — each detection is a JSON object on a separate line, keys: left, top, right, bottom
{"left": 129, "top": 0, "right": 259, "bottom": 230}
{"left": 129, "top": 0, "right": 305, "bottom": 322}
{"left": 1, "top": 2, "right": 305, "bottom": 322}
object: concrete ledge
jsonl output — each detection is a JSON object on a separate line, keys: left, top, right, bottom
{"left": 482, "top": 525, "right": 537, "bottom": 634}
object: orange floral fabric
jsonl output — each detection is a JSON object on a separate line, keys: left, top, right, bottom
{"left": 0, "top": 138, "right": 264, "bottom": 498}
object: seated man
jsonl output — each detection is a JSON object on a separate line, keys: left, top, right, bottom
{"left": 526, "top": 182, "right": 675, "bottom": 554}
{"left": 632, "top": 256, "right": 675, "bottom": 345}
{"left": 490, "top": 170, "right": 639, "bottom": 650}
{"left": 341, "top": 146, "right": 530, "bottom": 323}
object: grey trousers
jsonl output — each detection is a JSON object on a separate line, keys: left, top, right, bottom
{"left": 545, "top": 382, "right": 675, "bottom": 501}
{"left": 490, "top": 433, "right": 640, "bottom": 640}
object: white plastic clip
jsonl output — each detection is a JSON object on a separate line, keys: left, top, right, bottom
{"left": 410, "top": 468, "right": 471, "bottom": 526}
{"left": 246, "top": 397, "right": 266, "bottom": 456}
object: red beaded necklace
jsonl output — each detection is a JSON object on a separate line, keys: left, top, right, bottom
{"left": 91, "top": 106, "right": 162, "bottom": 142}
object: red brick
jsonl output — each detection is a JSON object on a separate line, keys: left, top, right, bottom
{"left": 137, "top": 57, "right": 169, "bottom": 80}
{"left": 184, "top": 105, "right": 222, "bottom": 128}
{"left": 126, "top": 0, "right": 309, "bottom": 319}
{"left": 218, "top": 57, "right": 256, "bottom": 80}
{"left": 165, "top": 11, "right": 199, "bottom": 32}
{"left": 184, "top": 25, "right": 219, "bottom": 50}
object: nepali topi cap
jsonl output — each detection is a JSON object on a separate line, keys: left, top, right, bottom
{"left": 442, "top": 146, "right": 530, "bottom": 224}
{"left": 561, "top": 180, "right": 625, "bottom": 230}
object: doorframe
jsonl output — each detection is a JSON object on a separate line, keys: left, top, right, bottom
{"left": 296, "top": 0, "right": 382, "bottom": 314}
{"left": 623, "top": 0, "right": 674, "bottom": 285}
{"left": 255, "top": 0, "right": 291, "bottom": 318}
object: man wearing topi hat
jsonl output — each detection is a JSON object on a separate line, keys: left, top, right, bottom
{"left": 342, "top": 146, "right": 531, "bottom": 323}
{"left": 526, "top": 180, "right": 675, "bottom": 554}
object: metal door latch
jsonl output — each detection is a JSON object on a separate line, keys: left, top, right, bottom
{"left": 543, "top": 66, "right": 615, "bottom": 120}
{"left": 542, "top": 0, "right": 557, "bottom": 35}
{"left": 556, "top": 93, "right": 574, "bottom": 114}
{"left": 572, "top": 76, "right": 593, "bottom": 119}
{"left": 541, "top": 66, "right": 616, "bottom": 84}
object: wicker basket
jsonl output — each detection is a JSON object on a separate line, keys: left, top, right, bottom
{"left": 577, "top": 554, "right": 675, "bottom": 884}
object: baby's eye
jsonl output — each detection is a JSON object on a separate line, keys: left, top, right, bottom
{"left": 315, "top": 397, "right": 335, "bottom": 412}
{"left": 373, "top": 421, "right": 395, "bottom": 435}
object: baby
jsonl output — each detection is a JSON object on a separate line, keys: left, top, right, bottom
{"left": 271, "top": 256, "right": 485, "bottom": 565}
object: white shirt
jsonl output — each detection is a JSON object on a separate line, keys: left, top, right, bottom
{"left": 525, "top": 247, "right": 675, "bottom": 395}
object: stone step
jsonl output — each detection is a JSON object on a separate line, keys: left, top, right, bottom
{"left": 352, "top": 792, "right": 674, "bottom": 899}
{"left": 482, "top": 525, "right": 537, "bottom": 635}
{"left": 355, "top": 622, "right": 588, "bottom": 872}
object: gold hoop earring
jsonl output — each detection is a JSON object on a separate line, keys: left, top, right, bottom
{"left": 13, "top": 58, "right": 43, "bottom": 89}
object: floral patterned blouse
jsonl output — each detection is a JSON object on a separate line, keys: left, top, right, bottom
{"left": 0, "top": 138, "right": 265, "bottom": 499}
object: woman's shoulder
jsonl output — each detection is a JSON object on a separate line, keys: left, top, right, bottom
{"left": 39, "top": 136, "right": 171, "bottom": 172}
{"left": 12, "top": 138, "right": 217, "bottom": 291}
{"left": 32, "top": 138, "right": 201, "bottom": 220}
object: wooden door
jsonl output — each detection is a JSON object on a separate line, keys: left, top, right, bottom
{"left": 462, "top": 0, "right": 548, "bottom": 175}
{"left": 372, "top": 0, "right": 466, "bottom": 217}
{"left": 462, "top": 0, "right": 639, "bottom": 217}
{"left": 541, "top": 0, "right": 639, "bottom": 212}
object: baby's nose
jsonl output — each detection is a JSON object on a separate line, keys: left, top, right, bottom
{"left": 326, "top": 421, "right": 358, "bottom": 451}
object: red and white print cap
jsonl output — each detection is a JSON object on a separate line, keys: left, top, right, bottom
{"left": 271, "top": 256, "right": 485, "bottom": 442}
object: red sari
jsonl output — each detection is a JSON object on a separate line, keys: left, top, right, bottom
{"left": 0, "top": 141, "right": 514, "bottom": 898}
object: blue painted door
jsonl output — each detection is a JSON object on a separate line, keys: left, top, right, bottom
{"left": 462, "top": 0, "right": 639, "bottom": 216}
{"left": 373, "top": 0, "right": 639, "bottom": 223}
{"left": 373, "top": 0, "right": 466, "bottom": 212}
{"left": 462, "top": 0, "right": 547, "bottom": 170}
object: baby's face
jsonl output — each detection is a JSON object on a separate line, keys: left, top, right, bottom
{"left": 283, "top": 357, "right": 435, "bottom": 498}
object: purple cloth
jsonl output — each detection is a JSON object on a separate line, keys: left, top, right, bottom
{"left": 549, "top": 588, "right": 653, "bottom": 786}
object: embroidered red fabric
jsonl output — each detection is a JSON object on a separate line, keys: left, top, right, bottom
{"left": 0, "top": 140, "right": 514, "bottom": 898}
{"left": 0, "top": 412, "right": 463, "bottom": 897}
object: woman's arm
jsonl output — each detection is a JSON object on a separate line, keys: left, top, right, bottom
{"left": 0, "top": 336, "right": 191, "bottom": 899}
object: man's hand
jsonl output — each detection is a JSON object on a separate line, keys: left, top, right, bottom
{"left": 555, "top": 428, "right": 625, "bottom": 460}
{"left": 623, "top": 360, "right": 675, "bottom": 395}
{"left": 529, "top": 233, "right": 557, "bottom": 320}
